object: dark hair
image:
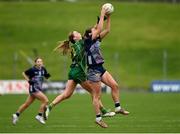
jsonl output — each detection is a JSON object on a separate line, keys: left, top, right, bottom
{"left": 83, "top": 28, "right": 92, "bottom": 39}
{"left": 34, "top": 57, "right": 42, "bottom": 62}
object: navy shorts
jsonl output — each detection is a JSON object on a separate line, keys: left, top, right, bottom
{"left": 87, "top": 64, "right": 106, "bottom": 82}
{"left": 29, "top": 84, "right": 42, "bottom": 94}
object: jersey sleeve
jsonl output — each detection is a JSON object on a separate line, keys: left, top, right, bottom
{"left": 43, "top": 67, "right": 51, "bottom": 79}
{"left": 84, "top": 37, "right": 92, "bottom": 51}
{"left": 24, "top": 68, "right": 34, "bottom": 78}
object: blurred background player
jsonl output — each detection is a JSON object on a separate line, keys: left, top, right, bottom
{"left": 84, "top": 11, "right": 130, "bottom": 115}
{"left": 12, "top": 57, "right": 51, "bottom": 125}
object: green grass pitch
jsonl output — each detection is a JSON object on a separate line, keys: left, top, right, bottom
{"left": 0, "top": 92, "right": 180, "bottom": 133}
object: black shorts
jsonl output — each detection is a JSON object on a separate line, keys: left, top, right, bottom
{"left": 87, "top": 64, "right": 106, "bottom": 82}
{"left": 29, "top": 84, "right": 42, "bottom": 94}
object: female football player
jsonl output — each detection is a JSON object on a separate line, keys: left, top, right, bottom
{"left": 12, "top": 57, "right": 51, "bottom": 125}
{"left": 84, "top": 12, "right": 130, "bottom": 115}
{"left": 44, "top": 7, "right": 113, "bottom": 128}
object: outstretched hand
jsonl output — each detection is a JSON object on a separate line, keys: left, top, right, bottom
{"left": 101, "top": 7, "right": 106, "bottom": 15}
{"left": 44, "top": 73, "right": 51, "bottom": 79}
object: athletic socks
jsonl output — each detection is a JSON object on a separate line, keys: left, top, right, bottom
{"left": 115, "top": 102, "right": 121, "bottom": 110}
{"left": 115, "top": 102, "right": 120, "bottom": 107}
{"left": 96, "top": 114, "right": 102, "bottom": 122}
{"left": 38, "top": 113, "right": 43, "bottom": 116}
{"left": 100, "top": 107, "right": 108, "bottom": 114}
{"left": 16, "top": 112, "right": 20, "bottom": 117}
{"left": 49, "top": 103, "right": 55, "bottom": 111}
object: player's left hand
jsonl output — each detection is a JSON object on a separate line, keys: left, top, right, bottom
{"left": 44, "top": 73, "right": 51, "bottom": 79}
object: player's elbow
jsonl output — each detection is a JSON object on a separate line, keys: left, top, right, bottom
{"left": 22, "top": 72, "right": 25, "bottom": 76}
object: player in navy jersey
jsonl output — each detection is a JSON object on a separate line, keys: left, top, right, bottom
{"left": 12, "top": 57, "right": 51, "bottom": 125}
{"left": 84, "top": 13, "right": 129, "bottom": 115}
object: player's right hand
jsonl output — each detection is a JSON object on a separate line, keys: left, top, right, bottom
{"left": 101, "top": 7, "right": 106, "bottom": 15}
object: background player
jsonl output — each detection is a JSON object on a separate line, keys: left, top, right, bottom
{"left": 12, "top": 57, "right": 51, "bottom": 125}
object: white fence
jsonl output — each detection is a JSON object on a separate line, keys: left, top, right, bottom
{"left": 0, "top": 80, "right": 29, "bottom": 94}
{"left": 0, "top": 80, "right": 111, "bottom": 95}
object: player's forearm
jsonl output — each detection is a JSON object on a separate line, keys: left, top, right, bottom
{"left": 105, "top": 15, "right": 111, "bottom": 32}
{"left": 22, "top": 72, "right": 29, "bottom": 81}
{"left": 96, "top": 8, "right": 106, "bottom": 34}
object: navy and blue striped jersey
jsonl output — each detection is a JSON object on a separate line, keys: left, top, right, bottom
{"left": 24, "top": 66, "right": 50, "bottom": 90}
{"left": 84, "top": 36, "right": 104, "bottom": 66}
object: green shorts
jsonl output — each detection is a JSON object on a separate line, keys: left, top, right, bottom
{"left": 68, "top": 65, "right": 87, "bottom": 84}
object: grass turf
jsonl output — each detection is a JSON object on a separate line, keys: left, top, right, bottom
{"left": 0, "top": 92, "right": 180, "bottom": 133}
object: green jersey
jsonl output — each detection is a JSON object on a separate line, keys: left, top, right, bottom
{"left": 70, "top": 39, "right": 86, "bottom": 72}
{"left": 68, "top": 40, "right": 86, "bottom": 83}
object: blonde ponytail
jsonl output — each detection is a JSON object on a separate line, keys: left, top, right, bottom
{"left": 54, "top": 40, "right": 71, "bottom": 55}
{"left": 54, "top": 32, "right": 75, "bottom": 55}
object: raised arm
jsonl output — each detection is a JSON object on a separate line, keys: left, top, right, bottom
{"left": 91, "top": 7, "right": 106, "bottom": 40}
{"left": 100, "top": 14, "right": 111, "bottom": 39}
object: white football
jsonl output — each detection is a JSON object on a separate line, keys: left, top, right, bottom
{"left": 102, "top": 3, "right": 114, "bottom": 15}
